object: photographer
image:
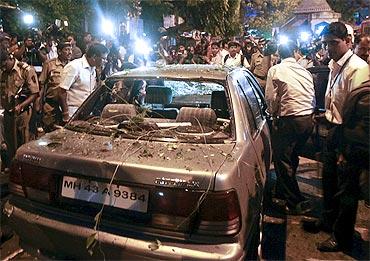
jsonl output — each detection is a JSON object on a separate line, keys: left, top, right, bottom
{"left": 14, "top": 33, "right": 45, "bottom": 66}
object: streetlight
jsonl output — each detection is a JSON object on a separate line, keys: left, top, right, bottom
{"left": 279, "top": 35, "right": 289, "bottom": 45}
{"left": 300, "top": 32, "right": 310, "bottom": 42}
{"left": 23, "top": 14, "right": 34, "bottom": 25}
{"left": 101, "top": 18, "right": 114, "bottom": 36}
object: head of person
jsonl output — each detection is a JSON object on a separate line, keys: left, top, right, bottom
{"left": 0, "top": 50, "right": 15, "bottom": 72}
{"left": 278, "top": 40, "right": 296, "bottom": 59}
{"left": 211, "top": 42, "right": 220, "bottom": 55}
{"left": 85, "top": 43, "right": 109, "bottom": 68}
{"left": 57, "top": 41, "right": 73, "bottom": 61}
{"left": 0, "top": 33, "right": 10, "bottom": 50}
{"left": 23, "top": 34, "right": 34, "bottom": 48}
{"left": 228, "top": 41, "right": 241, "bottom": 57}
{"left": 83, "top": 32, "right": 92, "bottom": 44}
{"left": 321, "top": 22, "right": 351, "bottom": 62}
{"left": 9, "top": 33, "right": 18, "bottom": 46}
{"left": 220, "top": 39, "right": 228, "bottom": 50}
{"left": 177, "top": 44, "right": 186, "bottom": 54}
{"left": 354, "top": 35, "right": 370, "bottom": 63}
{"left": 258, "top": 38, "right": 266, "bottom": 50}
{"left": 244, "top": 41, "right": 254, "bottom": 52}
{"left": 67, "top": 34, "right": 77, "bottom": 47}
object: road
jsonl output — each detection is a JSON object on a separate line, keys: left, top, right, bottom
{"left": 1, "top": 157, "right": 369, "bottom": 260}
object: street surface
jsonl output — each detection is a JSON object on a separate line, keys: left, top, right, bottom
{"left": 1, "top": 157, "right": 369, "bottom": 260}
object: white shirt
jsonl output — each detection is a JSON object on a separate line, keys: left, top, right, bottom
{"left": 220, "top": 49, "right": 229, "bottom": 59}
{"left": 265, "top": 57, "right": 316, "bottom": 117}
{"left": 325, "top": 50, "right": 369, "bottom": 124}
{"left": 46, "top": 43, "right": 58, "bottom": 60}
{"left": 60, "top": 55, "right": 96, "bottom": 109}
{"left": 297, "top": 56, "right": 313, "bottom": 69}
{"left": 210, "top": 52, "right": 223, "bottom": 65}
{"left": 222, "top": 53, "right": 250, "bottom": 69}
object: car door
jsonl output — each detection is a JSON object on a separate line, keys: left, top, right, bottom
{"left": 241, "top": 70, "right": 272, "bottom": 175}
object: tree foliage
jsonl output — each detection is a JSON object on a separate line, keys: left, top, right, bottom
{"left": 1, "top": 0, "right": 141, "bottom": 38}
{"left": 244, "top": 0, "right": 300, "bottom": 32}
{"left": 141, "top": 0, "right": 243, "bottom": 38}
{"left": 327, "top": 0, "right": 369, "bottom": 22}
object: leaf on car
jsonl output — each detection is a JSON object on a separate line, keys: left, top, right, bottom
{"left": 86, "top": 232, "right": 98, "bottom": 255}
{"left": 167, "top": 143, "right": 178, "bottom": 151}
{"left": 148, "top": 239, "right": 161, "bottom": 251}
{"left": 139, "top": 149, "right": 153, "bottom": 158}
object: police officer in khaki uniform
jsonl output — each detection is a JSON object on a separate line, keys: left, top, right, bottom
{"left": 37, "top": 41, "right": 72, "bottom": 132}
{"left": 0, "top": 51, "right": 39, "bottom": 167}
{"left": 250, "top": 38, "right": 271, "bottom": 90}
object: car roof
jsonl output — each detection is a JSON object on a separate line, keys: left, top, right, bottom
{"left": 108, "top": 64, "right": 230, "bottom": 81}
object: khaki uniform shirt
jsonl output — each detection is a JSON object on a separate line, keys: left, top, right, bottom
{"left": 39, "top": 57, "right": 66, "bottom": 101}
{"left": 0, "top": 59, "right": 39, "bottom": 111}
{"left": 250, "top": 51, "right": 264, "bottom": 77}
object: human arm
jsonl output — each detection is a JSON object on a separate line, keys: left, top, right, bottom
{"left": 58, "top": 88, "right": 69, "bottom": 123}
{"left": 264, "top": 68, "right": 278, "bottom": 116}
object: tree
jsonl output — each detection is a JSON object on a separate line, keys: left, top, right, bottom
{"left": 141, "top": 0, "right": 243, "bottom": 38}
{"left": 244, "top": 0, "right": 300, "bottom": 33}
{"left": 0, "top": 0, "right": 141, "bottom": 39}
{"left": 327, "top": 0, "right": 369, "bottom": 22}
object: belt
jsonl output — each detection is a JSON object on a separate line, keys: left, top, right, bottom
{"left": 45, "top": 98, "right": 59, "bottom": 106}
{"left": 279, "top": 113, "right": 313, "bottom": 119}
{"left": 255, "top": 75, "right": 267, "bottom": 80}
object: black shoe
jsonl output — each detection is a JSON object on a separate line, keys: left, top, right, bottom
{"left": 317, "top": 237, "right": 340, "bottom": 252}
{"left": 301, "top": 217, "right": 332, "bottom": 233}
{"left": 285, "top": 200, "right": 313, "bottom": 215}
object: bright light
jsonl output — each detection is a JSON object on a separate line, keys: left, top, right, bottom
{"left": 135, "top": 38, "right": 152, "bottom": 55}
{"left": 300, "top": 32, "right": 310, "bottom": 42}
{"left": 279, "top": 35, "right": 289, "bottom": 45}
{"left": 101, "top": 19, "right": 114, "bottom": 35}
{"left": 315, "top": 25, "right": 325, "bottom": 35}
{"left": 23, "top": 14, "right": 34, "bottom": 25}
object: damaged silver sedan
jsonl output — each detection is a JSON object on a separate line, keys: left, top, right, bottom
{"left": 5, "top": 64, "right": 271, "bottom": 260}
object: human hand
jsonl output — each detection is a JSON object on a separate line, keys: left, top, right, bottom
{"left": 337, "top": 153, "right": 347, "bottom": 166}
{"left": 62, "top": 112, "right": 70, "bottom": 123}
{"left": 14, "top": 104, "right": 22, "bottom": 114}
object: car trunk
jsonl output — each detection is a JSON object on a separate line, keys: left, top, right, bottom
{"left": 11, "top": 129, "right": 240, "bottom": 235}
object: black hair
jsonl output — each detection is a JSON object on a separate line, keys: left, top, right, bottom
{"left": 211, "top": 42, "right": 220, "bottom": 48}
{"left": 86, "top": 43, "right": 109, "bottom": 58}
{"left": 321, "top": 22, "right": 348, "bottom": 40}
{"left": 67, "top": 33, "right": 77, "bottom": 40}
{"left": 278, "top": 40, "right": 296, "bottom": 59}
{"left": 57, "top": 40, "right": 72, "bottom": 50}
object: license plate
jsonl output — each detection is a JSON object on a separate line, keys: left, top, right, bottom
{"left": 61, "top": 176, "right": 149, "bottom": 213}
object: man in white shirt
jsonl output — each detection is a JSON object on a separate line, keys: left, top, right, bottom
{"left": 265, "top": 40, "right": 316, "bottom": 215}
{"left": 222, "top": 41, "right": 250, "bottom": 69}
{"left": 59, "top": 43, "right": 108, "bottom": 122}
{"left": 302, "top": 21, "right": 369, "bottom": 253}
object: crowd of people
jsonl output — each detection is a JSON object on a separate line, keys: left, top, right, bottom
{"left": 0, "top": 20, "right": 370, "bottom": 255}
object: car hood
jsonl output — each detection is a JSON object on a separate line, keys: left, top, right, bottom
{"left": 16, "top": 129, "right": 236, "bottom": 190}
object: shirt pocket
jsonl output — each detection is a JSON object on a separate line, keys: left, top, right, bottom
{"left": 50, "top": 70, "right": 62, "bottom": 84}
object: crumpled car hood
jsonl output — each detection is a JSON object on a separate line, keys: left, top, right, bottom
{"left": 16, "top": 129, "right": 236, "bottom": 189}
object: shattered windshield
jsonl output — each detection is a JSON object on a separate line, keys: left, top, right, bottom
{"left": 66, "top": 77, "right": 233, "bottom": 143}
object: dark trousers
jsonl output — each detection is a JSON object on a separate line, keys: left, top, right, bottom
{"left": 271, "top": 114, "right": 314, "bottom": 208}
{"left": 333, "top": 147, "right": 369, "bottom": 248}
